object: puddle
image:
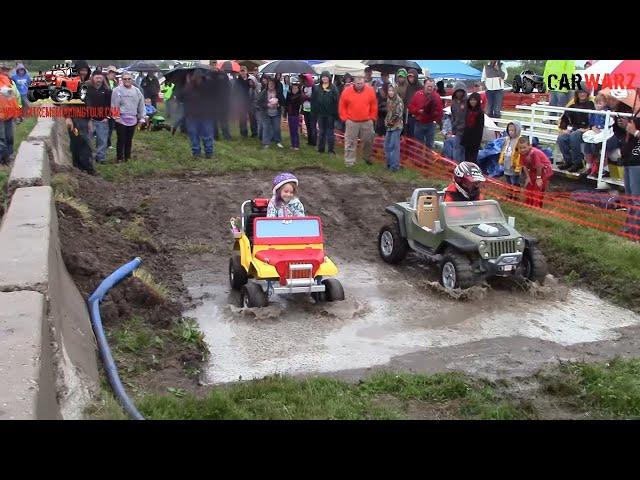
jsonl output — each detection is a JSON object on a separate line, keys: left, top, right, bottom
{"left": 182, "top": 260, "right": 640, "bottom": 385}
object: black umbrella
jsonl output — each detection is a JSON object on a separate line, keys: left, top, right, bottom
{"left": 163, "top": 64, "right": 214, "bottom": 86}
{"left": 260, "top": 60, "right": 315, "bottom": 74}
{"left": 126, "top": 61, "right": 162, "bottom": 73}
{"left": 362, "top": 60, "right": 422, "bottom": 75}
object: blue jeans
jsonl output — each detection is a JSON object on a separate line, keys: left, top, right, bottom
{"left": 414, "top": 121, "right": 436, "bottom": 148}
{"left": 0, "top": 119, "right": 15, "bottom": 161}
{"left": 505, "top": 173, "right": 520, "bottom": 185}
{"left": 288, "top": 114, "right": 300, "bottom": 148}
{"left": 623, "top": 165, "right": 640, "bottom": 235}
{"left": 91, "top": 119, "right": 110, "bottom": 163}
{"left": 187, "top": 118, "right": 214, "bottom": 155}
{"left": 405, "top": 115, "right": 417, "bottom": 138}
{"left": 317, "top": 115, "right": 335, "bottom": 153}
{"left": 213, "top": 116, "right": 231, "bottom": 140}
{"left": 486, "top": 89, "right": 504, "bottom": 118}
{"left": 549, "top": 91, "right": 572, "bottom": 109}
{"left": 443, "top": 134, "right": 465, "bottom": 162}
{"left": 384, "top": 128, "right": 402, "bottom": 171}
{"left": 262, "top": 113, "right": 282, "bottom": 145}
{"left": 557, "top": 130, "right": 585, "bottom": 167}
{"left": 549, "top": 91, "right": 573, "bottom": 120}
{"left": 256, "top": 110, "right": 264, "bottom": 140}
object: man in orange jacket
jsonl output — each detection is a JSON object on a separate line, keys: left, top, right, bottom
{"left": 0, "top": 62, "right": 22, "bottom": 165}
{"left": 339, "top": 75, "right": 377, "bottom": 167}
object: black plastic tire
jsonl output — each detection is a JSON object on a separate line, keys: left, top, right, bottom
{"left": 522, "top": 78, "right": 534, "bottom": 94}
{"left": 241, "top": 283, "right": 268, "bottom": 308}
{"left": 378, "top": 221, "right": 408, "bottom": 264}
{"left": 27, "top": 90, "right": 36, "bottom": 103}
{"left": 522, "top": 246, "right": 548, "bottom": 285}
{"left": 51, "top": 88, "right": 72, "bottom": 103}
{"left": 323, "top": 278, "right": 345, "bottom": 302}
{"left": 536, "top": 82, "right": 546, "bottom": 93}
{"left": 439, "top": 249, "right": 478, "bottom": 289}
{"left": 512, "top": 76, "right": 522, "bottom": 93}
{"left": 229, "top": 254, "right": 248, "bottom": 290}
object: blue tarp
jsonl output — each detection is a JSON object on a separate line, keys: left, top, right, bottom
{"left": 301, "top": 60, "right": 326, "bottom": 65}
{"left": 413, "top": 60, "right": 482, "bottom": 80}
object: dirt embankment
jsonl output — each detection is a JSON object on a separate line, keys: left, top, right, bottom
{"left": 57, "top": 167, "right": 419, "bottom": 393}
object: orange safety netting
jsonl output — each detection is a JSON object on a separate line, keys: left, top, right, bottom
{"left": 283, "top": 118, "right": 640, "bottom": 241}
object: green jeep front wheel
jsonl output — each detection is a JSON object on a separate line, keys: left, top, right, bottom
{"left": 378, "top": 222, "right": 408, "bottom": 264}
{"left": 520, "top": 246, "right": 548, "bottom": 285}
{"left": 439, "top": 249, "right": 478, "bottom": 290}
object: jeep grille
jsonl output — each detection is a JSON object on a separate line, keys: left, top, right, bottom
{"left": 488, "top": 239, "right": 518, "bottom": 258}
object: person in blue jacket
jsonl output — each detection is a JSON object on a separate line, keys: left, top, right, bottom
{"left": 11, "top": 63, "right": 31, "bottom": 122}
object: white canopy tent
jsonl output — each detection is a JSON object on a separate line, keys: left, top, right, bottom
{"left": 312, "top": 60, "right": 369, "bottom": 76}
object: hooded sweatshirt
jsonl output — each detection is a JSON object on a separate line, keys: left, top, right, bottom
{"left": 499, "top": 121, "right": 523, "bottom": 175}
{"left": 11, "top": 63, "right": 31, "bottom": 96}
{"left": 404, "top": 68, "right": 422, "bottom": 110}
{"left": 385, "top": 91, "right": 404, "bottom": 131}
{"left": 111, "top": 82, "right": 146, "bottom": 125}
{"left": 312, "top": 71, "right": 339, "bottom": 118}
{"left": 248, "top": 75, "right": 260, "bottom": 111}
{"left": 450, "top": 81, "right": 468, "bottom": 136}
{"left": 286, "top": 85, "right": 303, "bottom": 116}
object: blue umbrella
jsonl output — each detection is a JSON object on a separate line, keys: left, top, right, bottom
{"left": 413, "top": 60, "right": 482, "bottom": 80}
{"left": 301, "top": 60, "right": 326, "bottom": 65}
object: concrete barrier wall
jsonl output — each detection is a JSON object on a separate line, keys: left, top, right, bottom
{"left": 26, "top": 117, "right": 71, "bottom": 168}
{"left": 0, "top": 117, "right": 99, "bottom": 419}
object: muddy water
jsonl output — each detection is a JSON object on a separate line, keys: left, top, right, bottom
{"left": 183, "top": 259, "right": 640, "bottom": 385}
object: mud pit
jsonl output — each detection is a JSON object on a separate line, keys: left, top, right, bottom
{"left": 60, "top": 168, "right": 640, "bottom": 391}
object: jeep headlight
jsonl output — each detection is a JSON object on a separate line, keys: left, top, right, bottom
{"left": 483, "top": 252, "right": 489, "bottom": 258}
{"left": 479, "top": 241, "right": 486, "bottom": 249}
{"left": 516, "top": 237, "right": 524, "bottom": 251}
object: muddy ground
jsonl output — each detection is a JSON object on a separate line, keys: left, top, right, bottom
{"left": 57, "top": 166, "right": 640, "bottom": 415}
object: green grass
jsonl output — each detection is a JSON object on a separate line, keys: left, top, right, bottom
{"left": 539, "top": 357, "right": 640, "bottom": 419}
{"left": 131, "top": 268, "right": 169, "bottom": 302}
{"left": 14, "top": 116, "right": 37, "bottom": 146}
{"left": 502, "top": 202, "right": 640, "bottom": 311}
{"left": 54, "top": 192, "right": 93, "bottom": 224}
{"left": 1, "top": 117, "right": 38, "bottom": 213}
{"left": 51, "top": 173, "right": 79, "bottom": 197}
{"left": 120, "top": 216, "right": 158, "bottom": 251}
{"left": 132, "top": 371, "right": 533, "bottom": 420}
{"left": 98, "top": 359, "right": 640, "bottom": 420}
{"left": 95, "top": 122, "right": 423, "bottom": 184}
{"left": 172, "top": 317, "right": 208, "bottom": 352}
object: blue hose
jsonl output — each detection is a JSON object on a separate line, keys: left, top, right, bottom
{"left": 87, "top": 257, "right": 145, "bottom": 420}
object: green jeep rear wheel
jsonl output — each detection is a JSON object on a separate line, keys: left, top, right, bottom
{"left": 378, "top": 221, "right": 408, "bottom": 264}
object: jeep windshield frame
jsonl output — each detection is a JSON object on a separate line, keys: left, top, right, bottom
{"left": 442, "top": 201, "right": 506, "bottom": 226}
{"left": 253, "top": 216, "right": 324, "bottom": 245}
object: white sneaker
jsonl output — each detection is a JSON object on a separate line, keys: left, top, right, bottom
{"left": 276, "top": 143, "right": 284, "bottom": 149}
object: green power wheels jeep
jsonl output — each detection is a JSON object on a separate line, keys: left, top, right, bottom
{"left": 378, "top": 187, "right": 548, "bottom": 289}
